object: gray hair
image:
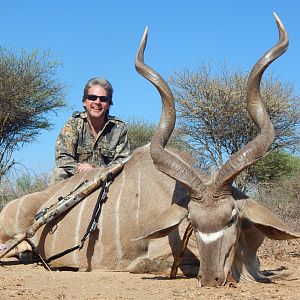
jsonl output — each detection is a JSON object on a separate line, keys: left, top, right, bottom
{"left": 82, "top": 77, "right": 113, "bottom": 105}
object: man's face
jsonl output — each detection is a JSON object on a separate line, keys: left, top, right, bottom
{"left": 83, "top": 85, "right": 110, "bottom": 120}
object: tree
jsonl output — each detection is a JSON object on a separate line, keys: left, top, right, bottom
{"left": 169, "top": 63, "right": 300, "bottom": 186}
{"left": 0, "top": 48, "right": 66, "bottom": 180}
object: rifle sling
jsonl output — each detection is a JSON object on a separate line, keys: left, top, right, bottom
{"left": 44, "top": 172, "right": 114, "bottom": 264}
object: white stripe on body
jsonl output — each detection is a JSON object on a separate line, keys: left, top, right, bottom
{"left": 0, "top": 202, "right": 9, "bottom": 236}
{"left": 115, "top": 170, "right": 126, "bottom": 268}
{"left": 72, "top": 196, "right": 87, "bottom": 266}
{"left": 71, "top": 171, "right": 92, "bottom": 265}
{"left": 94, "top": 205, "right": 104, "bottom": 267}
{"left": 15, "top": 195, "right": 30, "bottom": 234}
{"left": 135, "top": 171, "right": 141, "bottom": 234}
{"left": 42, "top": 188, "right": 70, "bottom": 257}
{"left": 41, "top": 172, "right": 90, "bottom": 264}
{"left": 48, "top": 187, "right": 65, "bottom": 203}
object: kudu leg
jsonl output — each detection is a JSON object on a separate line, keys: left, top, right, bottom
{"left": 170, "top": 223, "right": 193, "bottom": 279}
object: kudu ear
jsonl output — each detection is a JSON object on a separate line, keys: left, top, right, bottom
{"left": 133, "top": 204, "right": 188, "bottom": 240}
{"left": 238, "top": 199, "right": 300, "bottom": 239}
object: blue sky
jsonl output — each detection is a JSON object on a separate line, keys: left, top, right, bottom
{"left": 1, "top": 0, "right": 299, "bottom": 175}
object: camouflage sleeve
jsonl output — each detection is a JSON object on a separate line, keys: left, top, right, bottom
{"left": 54, "top": 118, "right": 79, "bottom": 178}
{"left": 108, "top": 123, "right": 131, "bottom": 166}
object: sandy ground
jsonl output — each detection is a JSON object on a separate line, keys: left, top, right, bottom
{"left": 0, "top": 239, "right": 299, "bottom": 300}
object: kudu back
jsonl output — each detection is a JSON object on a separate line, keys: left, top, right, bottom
{"left": 0, "top": 13, "right": 299, "bottom": 286}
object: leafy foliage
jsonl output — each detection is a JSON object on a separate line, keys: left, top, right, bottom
{"left": 249, "top": 150, "right": 300, "bottom": 183}
{"left": 0, "top": 48, "right": 66, "bottom": 180}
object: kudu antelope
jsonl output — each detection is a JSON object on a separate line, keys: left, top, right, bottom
{"left": 0, "top": 13, "right": 299, "bottom": 287}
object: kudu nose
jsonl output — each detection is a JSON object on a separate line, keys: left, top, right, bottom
{"left": 198, "top": 272, "right": 226, "bottom": 287}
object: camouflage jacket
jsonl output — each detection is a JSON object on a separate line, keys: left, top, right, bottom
{"left": 51, "top": 111, "right": 131, "bottom": 182}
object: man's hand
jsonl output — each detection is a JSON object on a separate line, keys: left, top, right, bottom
{"left": 77, "top": 163, "right": 94, "bottom": 173}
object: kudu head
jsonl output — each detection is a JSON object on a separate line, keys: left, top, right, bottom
{"left": 135, "top": 13, "right": 299, "bottom": 286}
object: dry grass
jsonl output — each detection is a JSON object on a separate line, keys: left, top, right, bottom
{"left": 0, "top": 171, "right": 49, "bottom": 211}
{"left": 254, "top": 173, "right": 300, "bottom": 230}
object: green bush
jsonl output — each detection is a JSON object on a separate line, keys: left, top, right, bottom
{"left": 249, "top": 150, "right": 300, "bottom": 183}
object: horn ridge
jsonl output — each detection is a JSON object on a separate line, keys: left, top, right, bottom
{"left": 135, "top": 27, "right": 206, "bottom": 199}
{"left": 213, "top": 14, "right": 288, "bottom": 197}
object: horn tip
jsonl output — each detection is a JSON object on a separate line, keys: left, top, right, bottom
{"left": 272, "top": 12, "right": 284, "bottom": 29}
{"left": 273, "top": 12, "right": 279, "bottom": 19}
{"left": 272, "top": 12, "right": 288, "bottom": 44}
{"left": 143, "top": 26, "right": 149, "bottom": 39}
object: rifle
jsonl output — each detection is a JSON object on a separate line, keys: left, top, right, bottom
{"left": 0, "top": 158, "right": 129, "bottom": 260}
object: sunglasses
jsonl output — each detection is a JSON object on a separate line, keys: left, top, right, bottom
{"left": 86, "top": 95, "right": 110, "bottom": 102}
